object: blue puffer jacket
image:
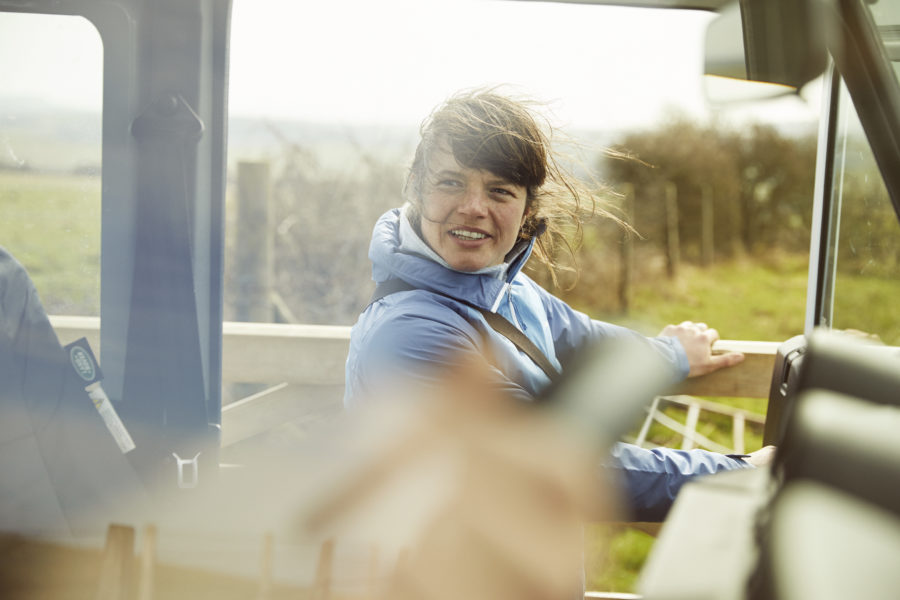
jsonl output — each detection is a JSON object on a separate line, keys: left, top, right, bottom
{"left": 345, "top": 207, "right": 747, "bottom": 520}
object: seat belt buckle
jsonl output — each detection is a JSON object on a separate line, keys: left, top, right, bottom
{"left": 172, "top": 451, "right": 201, "bottom": 488}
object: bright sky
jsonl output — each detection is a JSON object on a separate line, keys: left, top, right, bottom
{"left": 0, "top": 0, "right": 822, "bottom": 132}
{"left": 228, "top": 0, "right": 719, "bottom": 130}
{"left": 0, "top": 12, "right": 103, "bottom": 111}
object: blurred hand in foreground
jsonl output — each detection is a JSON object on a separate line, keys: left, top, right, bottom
{"left": 300, "top": 356, "right": 623, "bottom": 600}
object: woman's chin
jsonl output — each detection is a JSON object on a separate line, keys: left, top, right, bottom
{"left": 452, "top": 264, "right": 482, "bottom": 273}
{"left": 448, "top": 258, "right": 488, "bottom": 273}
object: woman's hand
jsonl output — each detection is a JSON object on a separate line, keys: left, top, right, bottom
{"left": 659, "top": 321, "right": 745, "bottom": 378}
{"left": 745, "top": 445, "right": 777, "bottom": 467}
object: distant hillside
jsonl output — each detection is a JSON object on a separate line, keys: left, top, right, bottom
{"left": 1, "top": 103, "right": 102, "bottom": 173}
{"left": 0, "top": 100, "right": 423, "bottom": 175}
{"left": 1, "top": 98, "right": 817, "bottom": 177}
{"left": 226, "top": 116, "right": 420, "bottom": 173}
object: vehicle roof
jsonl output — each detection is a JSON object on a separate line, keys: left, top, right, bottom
{"left": 515, "top": 0, "right": 729, "bottom": 11}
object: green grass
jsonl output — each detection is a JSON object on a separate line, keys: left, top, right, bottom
{"left": 0, "top": 170, "right": 101, "bottom": 315}
{"left": 833, "top": 272, "right": 900, "bottom": 345}
{"left": 586, "top": 524, "right": 657, "bottom": 592}
{"left": 582, "top": 253, "right": 810, "bottom": 343}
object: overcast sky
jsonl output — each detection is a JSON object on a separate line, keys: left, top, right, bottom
{"left": 1, "top": 0, "right": 821, "bottom": 132}
{"left": 228, "top": 0, "right": 715, "bottom": 130}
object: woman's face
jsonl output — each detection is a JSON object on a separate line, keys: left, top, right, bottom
{"left": 418, "top": 147, "right": 528, "bottom": 272}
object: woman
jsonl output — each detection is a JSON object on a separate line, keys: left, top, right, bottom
{"left": 344, "top": 89, "right": 771, "bottom": 520}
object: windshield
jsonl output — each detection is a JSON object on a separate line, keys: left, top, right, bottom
{"left": 817, "top": 0, "right": 900, "bottom": 344}
{"left": 869, "top": 0, "right": 900, "bottom": 62}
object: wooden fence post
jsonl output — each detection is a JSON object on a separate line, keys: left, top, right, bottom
{"left": 233, "top": 161, "right": 273, "bottom": 323}
{"left": 136, "top": 524, "right": 157, "bottom": 600}
{"left": 96, "top": 524, "right": 135, "bottom": 600}
{"left": 701, "top": 184, "right": 715, "bottom": 266}
{"left": 733, "top": 412, "right": 746, "bottom": 455}
{"left": 256, "top": 531, "right": 274, "bottom": 600}
{"left": 619, "top": 183, "right": 635, "bottom": 314}
{"left": 312, "top": 538, "right": 335, "bottom": 600}
{"left": 367, "top": 545, "right": 380, "bottom": 600}
{"left": 681, "top": 401, "right": 701, "bottom": 450}
{"left": 665, "top": 182, "right": 680, "bottom": 279}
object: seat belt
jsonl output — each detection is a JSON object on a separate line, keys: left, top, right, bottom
{"left": 370, "top": 279, "right": 561, "bottom": 382}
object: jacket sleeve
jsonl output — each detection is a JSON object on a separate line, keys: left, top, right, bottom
{"left": 532, "top": 284, "right": 749, "bottom": 519}
{"left": 536, "top": 286, "right": 690, "bottom": 382}
{"left": 603, "top": 442, "right": 752, "bottom": 521}
{"left": 345, "top": 296, "right": 534, "bottom": 408}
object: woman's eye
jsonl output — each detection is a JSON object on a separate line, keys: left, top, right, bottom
{"left": 437, "top": 179, "right": 462, "bottom": 188}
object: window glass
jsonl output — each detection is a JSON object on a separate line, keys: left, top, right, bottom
{"left": 0, "top": 12, "right": 103, "bottom": 316}
{"left": 226, "top": 0, "right": 713, "bottom": 326}
{"left": 227, "top": 0, "right": 820, "bottom": 334}
{"left": 827, "top": 74, "right": 900, "bottom": 345}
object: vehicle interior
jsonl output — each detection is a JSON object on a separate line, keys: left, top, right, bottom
{"left": 1, "top": 0, "right": 899, "bottom": 598}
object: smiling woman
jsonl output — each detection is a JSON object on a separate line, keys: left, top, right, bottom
{"left": 404, "top": 90, "right": 610, "bottom": 281}
{"left": 344, "top": 89, "right": 766, "bottom": 535}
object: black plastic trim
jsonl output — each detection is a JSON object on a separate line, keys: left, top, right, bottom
{"left": 831, "top": 0, "right": 900, "bottom": 224}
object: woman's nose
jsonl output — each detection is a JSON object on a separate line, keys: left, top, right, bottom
{"left": 458, "top": 187, "right": 489, "bottom": 216}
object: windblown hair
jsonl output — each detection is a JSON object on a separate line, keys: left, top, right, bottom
{"left": 405, "top": 88, "right": 621, "bottom": 287}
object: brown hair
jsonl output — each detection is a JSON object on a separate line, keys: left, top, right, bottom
{"left": 405, "top": 88, "right": 622, "bottom": 287}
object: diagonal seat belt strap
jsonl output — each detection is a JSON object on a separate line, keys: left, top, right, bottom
{"left": 370, "top": 279, "right": 561, "bottom": 382}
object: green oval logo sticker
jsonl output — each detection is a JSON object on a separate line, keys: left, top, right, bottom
{"left": 70, "top": 346, "right": 95, "bottom": 381}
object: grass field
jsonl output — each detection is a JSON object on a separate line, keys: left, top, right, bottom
{"left": 3, "top": 169, "right": 898, "bottom": 593}
{"left": 0, "top": 170, "right": 101, "bottom": 315}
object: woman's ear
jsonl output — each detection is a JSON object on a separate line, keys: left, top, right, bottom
{"left": 518, "top": 211, "right": 533, "bottom": 239}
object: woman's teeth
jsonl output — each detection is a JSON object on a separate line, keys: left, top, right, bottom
{"left": 451, "top": 229, "right": 487, "bottom": 240}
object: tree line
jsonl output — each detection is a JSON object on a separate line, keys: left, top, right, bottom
{"left": 599, "top": 118, "right": 818, "bottom": 263}
{"left": 227, "top": 117, "right": 900, "bottom": 326}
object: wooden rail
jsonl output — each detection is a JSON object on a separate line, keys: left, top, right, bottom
{"left": 48, "top": 316, "right": 353, "bottom": 386}
{"left": 49, "top": 317, "right": 777, "bottom": 392}
{"left": 629, "top": 395, "right": 767, "bottom": 455}
{"left": 674, "top": 340, "right": 779, "bottom": 398}
{"left": 50, "top": 317, "right": 778, "bottom": 449}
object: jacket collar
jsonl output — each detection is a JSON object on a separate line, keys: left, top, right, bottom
{"left": 369, "top": 207, "right": 538, "bottom": 311}
{"left": 397, "top": 204, "right": 508, "bottom": 279}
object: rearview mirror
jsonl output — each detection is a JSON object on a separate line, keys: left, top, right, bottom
{"left": 705, "top": 0, "right": 830, "bottom": 90}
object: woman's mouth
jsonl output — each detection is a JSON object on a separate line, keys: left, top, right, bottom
{"left": 449, "top": 228, "right": 488, "bottom": 241}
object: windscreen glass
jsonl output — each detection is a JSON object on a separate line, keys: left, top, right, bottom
{"left": 823, "top": 2, "right": 900, "bottom": 345}
{"left": 0, "top": 12, "right": 102, "bottom": 316}
{"left": 826, "top": 77, "right": 900, "bottom": 345}
{"left": 227, "top": 0, "right": 818, "bottom": 339}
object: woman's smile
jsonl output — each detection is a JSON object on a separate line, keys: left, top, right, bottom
{"left": 448, "top": 227, "right": 489, "bottom": 242}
